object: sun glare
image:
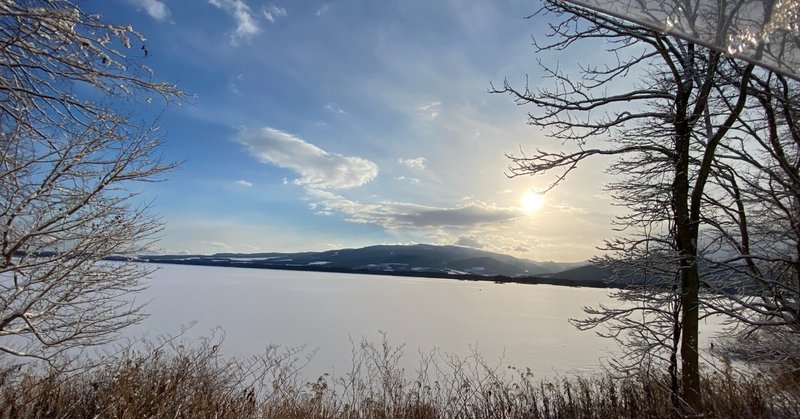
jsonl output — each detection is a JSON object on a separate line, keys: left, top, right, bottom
{"left": 521, "top": 190, "right": 545, "bottom": 212}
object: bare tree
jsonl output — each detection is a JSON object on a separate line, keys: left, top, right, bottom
{"left": 0, "top": 1, "right": 180, "bottom": 365}
{"left": 490, "top": 0, "right": 761, "bottom": 412}
{"left": 577, "top": 247, "right": 687, "bottom": 406}
{"left": 698, "top": 68, "right": 800, "bottom": 361}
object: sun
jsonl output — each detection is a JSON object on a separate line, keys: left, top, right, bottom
{"left": 521, "top": 190, "right": 545, "bottom": 212}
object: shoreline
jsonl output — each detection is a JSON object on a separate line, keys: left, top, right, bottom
{"left": 131, "top": 257, "right": 622, "bottom": 289}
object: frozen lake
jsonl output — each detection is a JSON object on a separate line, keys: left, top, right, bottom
{"left": 124, "top": 264, "right": 719, "bottom": 379}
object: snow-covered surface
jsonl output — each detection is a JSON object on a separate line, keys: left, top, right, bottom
{"left": 125, "top": 264, "right": 723, "bottom": 381}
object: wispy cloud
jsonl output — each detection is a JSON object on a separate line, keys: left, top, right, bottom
{"left": 202, "top": 240, "right": 233, "bottom": 250}
{"left": 418, "top": 101, "right": 441, "bottom": 121}
{"left": 552, "top": 205, "right": 589, "bottom": 215}
{"left": 315, "top": 3, "right": 330, "bottom": 16}
{"left": 235, "top": 179, "right": 253, "bottom": 187}
{"left": 398, "top": 157, "right": 426, "bottom": 170}
{"left": 324, "top": 102, "right": 346, "bottom": 114}
{"left": 469, "top": 234, "right": 532, "bottom": 255}
{"left": 395, "top": 176, "right": 420, "bottom": 184}
{"left": 132, "top": 0, "right": 170, "bottom": 21}
{"left": 228, "top": 73, "right": 245, "bottom": 95}
{"left": 237, "top": 127, "right": 378, "bottom": 189}
{"left": 208, "top": 0, "right": 260, "bottom": 44}
{"left": 454, "top": 235, "right": 485, "bottom": 249}
{"left": 397, "top": 203, "right": 522, "bottom": 227}
{"left": 263, "top": 4, "right": 287, "bottom": 23}
{"left": 307, "top": 189, "right": 523, "bottom": 229}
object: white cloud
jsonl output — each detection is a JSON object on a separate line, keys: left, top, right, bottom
{"left": 398, "top": 157, "right": 426, "bottom": 170}
{"left": 418, "top": 101, "right": 441, "bottom": 121}
{"left": 454, "top": 235, "right": 485, "bottom": 249}
{"left": 237, "top": 127, "right": 378, "bottom": 189}
{"left": 324, "top": 102, "right": 346, "bottom": 114}
{"left": 263, "top": 4, "right": 287, "bottom": 23}
{"left": 208, "top": 0, "right": 260, "bottom": 44}
{"left": 132, "top": 0, "right": 170, "bottom": 21}
{"left": 228, "top": 73, "right": 245, "bottom": 95}
{"left": 202, "top": 240, "right": 233, "bottom": 250}
{"left": 306, "top": 189, "right": 523, "bottom": 229}
{"left": 315, "top": 4, "right": 330, "bottom": 16}
{"left": 235, "top": 179, "right": 253, "bottom": 187}
{"left": 553, "top": 205, "right": 589, "bottom": 215}
{"left": 453, "top": 233, "right": 534, "bottom": 256}
{"left": 395, "top": 176, "right": 420, "bottom": 184}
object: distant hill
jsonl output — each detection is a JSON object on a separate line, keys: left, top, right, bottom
{"left": 546, "top": 263, "right": 614, "bottom": 283}
{"left": 140, "top": 244, "right": 592, "bottom": 279}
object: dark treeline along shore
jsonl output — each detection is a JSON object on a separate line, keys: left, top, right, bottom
{"left": 138, "top": 257, "right": 617, "bottom": 288}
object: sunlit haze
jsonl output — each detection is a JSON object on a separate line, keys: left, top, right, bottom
{"left": 94, "top": 0, "right": 619, "bottom": 262}
{"left": 521, "top": 190, "right": 545, "bottom": 212}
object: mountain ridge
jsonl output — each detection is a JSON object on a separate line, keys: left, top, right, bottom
{"left": 144, "top": 244, "right": 588, "bottom": 277}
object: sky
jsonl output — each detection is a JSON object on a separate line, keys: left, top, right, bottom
{"left": 86, "top": 0, "right": 619, "bottom": 262}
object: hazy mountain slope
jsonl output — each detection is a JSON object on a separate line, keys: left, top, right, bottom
{"left": 144, "top": 244, "right": 586, "bottom": 277}
{"left": 548, "top": 264, "right": 613, "bottom": 283}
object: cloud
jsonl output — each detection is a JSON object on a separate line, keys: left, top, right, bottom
{"left": 202, "top": 240, "right": 233, "bottom": 250}
{"left": 263, "top": 4, "right": 287, "bottom": 23}
{"left": 208, "top": 0, "right": 260, "bottom": 44}
{"left": 324, "top": 102, "right": 345, "bottom": 114}
{"left": 397, "top": 204, "right": 522, "bottom": 227}
{"left": 552, "top": 205, "right": 589, "bottom": 215}
{"left": 454, "top": 235, "right": 485, "bottom": 249}
{"left": 235, "top": 179, "right": 253, "bottom": 187}
{"left": 132, "top": 0, "right": 170, "bottom": 21}
{"left": 418, "top": 101, "right": 441, "bottom": 121}
{"left": 448, "top": 233, "right": 534, "bottom": 257}
{"left": 395, "top": 176, "right": 420, "bottom": 184}
{"left": 306, "top": 189, "right": 524, "bottom": 229}
{"left": 398, "top": 157, "right": 426, "bottom": 170}
{"left": 315, "top": 4, "right": 330, "bottom": 16}
{"left": 237, "top": 127, "right": 378, "bottom": 189}
{"left": 228, "top": 73, "right": 245, "bottom": 95}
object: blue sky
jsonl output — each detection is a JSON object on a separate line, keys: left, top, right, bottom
{"left": 90, "top": 0, "right": 618, "bottom": 262}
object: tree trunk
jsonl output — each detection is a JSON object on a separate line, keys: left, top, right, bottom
{"left": 669, "top": 310, "right": 682, "bottom": 409}
{"left": 674, "top": 102, "right": 702, "bottom": 412}
{"left": 680, "top": 264, "right": 701, "bottom": 411}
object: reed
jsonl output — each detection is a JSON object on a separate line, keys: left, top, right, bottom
{"left": 1, "top": 335, "right": 798, "bottom": 418}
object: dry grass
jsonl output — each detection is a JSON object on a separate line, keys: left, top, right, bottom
{"left": 1, "top": 335, "right": 798, "bottom": 418}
